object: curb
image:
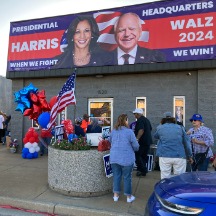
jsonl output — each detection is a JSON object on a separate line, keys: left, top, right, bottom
{"left": 0, "top": 196, "right": 129, "bottom": 216}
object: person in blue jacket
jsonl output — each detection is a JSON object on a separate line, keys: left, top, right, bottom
{"left": 109, "top": 114, "right": 139, "bottom": 203}
{"left": 154, "top": 112, "right": 193, "bottom": 179}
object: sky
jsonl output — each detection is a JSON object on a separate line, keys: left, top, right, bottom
{"left": 0, "top": 0, "right": 160, "bottom": 77}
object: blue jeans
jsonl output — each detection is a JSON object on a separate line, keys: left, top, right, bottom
{"left": 111, "top": 163, "right": 134, "bottom": 196}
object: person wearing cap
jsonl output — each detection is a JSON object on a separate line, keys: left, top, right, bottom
{"left": 80, "top": 114, "right": 90, "bottom": 133}
{"left": 154, "top": 112, "right": 193, "bottom": 179}
{"left": 187, "top": 114, "right": 214, "bottom": 171}
{"left": 133, "top": 108, "right": 153, "bottom": 177}
{"left": 75, "top": 117, "right": 85, "bottom": 137}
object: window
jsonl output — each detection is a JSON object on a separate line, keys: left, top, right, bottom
{"left": 58, "top": 107, "right": 67, "bottom": 125}
{"left": 88, "top": 98, "right": 113, "bottom": 129}
{"left": 32, "top": 120, "right": 39, "bottom": 129}
{"left": 136, "top": 97, "right": 146, "bottom": 116}
{"left": 173, "top": 96, "right": 185, "bottom": 126}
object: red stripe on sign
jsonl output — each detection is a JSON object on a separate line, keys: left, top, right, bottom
{"left": 8, "top": 30, "right": 64, "bottom": 60}
{"left": 146, "top": 12, "right": 216, "bottom": 49}
{"left": 94, "top": 11, "right": 122, "bottom": 23}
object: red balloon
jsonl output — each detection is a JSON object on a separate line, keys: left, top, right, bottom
{"left": 23, "top": 137, "right": 28, "bottom": 144}
{"left": 23, "top": 108, "right": 33, "bottom": 116}
{"left": 33, "top": 132, "right": 38, "bottom": 138}
{"left": 29, "top": 137, "right": 35, "bottom": 143}
{"left": 62, "top": 119, "right": 74, "bottom": 134}
{"left": 49, "top": 96, "right": 58, "bottom": 109}
{"left": 37, "top": 90, "right": 46, "bottom": 99}
{"left": 28, "top": 127, "right": 35, "bottom": 132}
{"left": 32, "top": 104, "right": 41, "bottom": 114}
{"left": 25, "top": 133, "right": 32, "bottom": 139}
{"left": 30, "top": 93, "right": 38, "bottom": 103}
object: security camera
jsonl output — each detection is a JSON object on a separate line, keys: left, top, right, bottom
{"left": 186, "top": 72, "right": 191, "bottom": 76}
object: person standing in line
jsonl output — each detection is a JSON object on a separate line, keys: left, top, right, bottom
{"left": 0, "top": 111, "right": 5, "bottom": 144}
{"left": 109, "top": 114, "right": 139, "bottom": 203}
{"left": 3, "top": 114, "right": 11, "bottom": 144}
{"left": 112, "top": 12, "right": 165, "bottom": 65}
{"left": 133, "top": 108, "right": 153, "bottom": 177}
{"left": 187, "top": 114, "right": 214, "bottom": 171}
{"left": 86, "top": 118, "right": 102, "bottom": 133}
{"left": 154, "top": 112, "right": 193, "bottom": 179}
{"left": 80, "top": 114, "right": 90, "bottom": 133}
{"left": 74, "top": 117, "right": 85, "bottom": 137}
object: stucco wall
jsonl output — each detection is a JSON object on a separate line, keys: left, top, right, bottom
{"left": 11, "top": 69, "right": 216, "bottom": 150}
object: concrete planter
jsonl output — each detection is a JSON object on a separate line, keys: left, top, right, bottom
{"left": 48, "top": 147, "right": 112, "bottom": 197}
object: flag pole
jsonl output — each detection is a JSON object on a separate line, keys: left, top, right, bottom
{"left": 73, "top": 68, "right": 77, "bottom": 127}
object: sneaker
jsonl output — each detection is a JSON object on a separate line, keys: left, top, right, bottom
{"left": 127, "top": 195, "right": 135, "bottom": 203}
{"left": 113, "top": 196, "right": 119, "bottom": 202}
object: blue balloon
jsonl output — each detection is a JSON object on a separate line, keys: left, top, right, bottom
{"left": 33, "top": 152, "right": 38, "bottom": 158}
{"left": 73, "top": 134, "right": 78, "bottom": 139}
{"left": 26, "top": 83, "right": 38, "bottom": 94}
{"left": 14, "top": 91, "right": 21, "bottom": 102}
{"left": 38, "top": 112, "right": 50, "bottom": 128}
{"left": 19, "top": 88, "right": 29, "bottom": 96}
{"left": 22, "top": 148, "right": 29, "bottom": 154}
{"left": 68, "top": 133, "right": 75, "bottom": 142}
{"left": 26, "top": 153, "right": 33, "bottom": 159}
{"left": 22, "top": 153, "right": 27, "bottom": 159}
{"left": 15, "top": 104, "right": 27, "bottom": 114}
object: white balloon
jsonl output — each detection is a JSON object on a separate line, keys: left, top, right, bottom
{"left": 24, "top": 142, "right": 31, "bottom": 149}
{"left": 29, "top": 146, "right": 35, "bottom": 153}
{"left": 35, "top": 146, "right": 40, "bottom": 152}
{"left": 32, "top": 142, "right": 38, "bottom": 148}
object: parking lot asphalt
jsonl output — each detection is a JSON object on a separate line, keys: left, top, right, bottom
{"left": 0, "top": 145, "right": 160, "bottom": 216}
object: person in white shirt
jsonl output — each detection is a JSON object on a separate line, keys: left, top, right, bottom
{"left": 0, "top": 112, "right": 5, "bottom": 144}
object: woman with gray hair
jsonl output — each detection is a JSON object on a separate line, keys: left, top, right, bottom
{"left": 86, "top": 118, "right": 102, "bottom": 133}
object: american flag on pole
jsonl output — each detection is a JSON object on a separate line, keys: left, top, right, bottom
{"left": 47, "top": 72, "right": 76, "bottom": 130}
{"left": 93, "top": 11, "right": 149, "bottom": 51}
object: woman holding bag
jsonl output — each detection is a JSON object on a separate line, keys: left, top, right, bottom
{"left": 109, "top": 114, "right": 139, "bottom": 203}
{"left": 154, "top": 112, "right": 193, "bottom": 179}
{"left": 187, "top": 114, "right": 214, "bottom": 171}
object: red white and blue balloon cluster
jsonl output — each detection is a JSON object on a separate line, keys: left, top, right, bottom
{"left": 22, "top": 128, "right": 40, "bottom": 159}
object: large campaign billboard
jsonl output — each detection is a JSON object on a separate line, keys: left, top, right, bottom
{"left": 7, "top": 0, "right": 216, "bottom": 72}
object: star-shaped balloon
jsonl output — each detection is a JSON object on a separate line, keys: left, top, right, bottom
{"left": 20, "top": 96, "right": 31, "bottom": 109}
{"left": 26, "top": 83, "right": 38, "bottom": 94}
{"left": 14, "top": 91, "right": 21, "bottom": 102}
{"left": 15, "top": 103, "right": 27, "bottom": 114}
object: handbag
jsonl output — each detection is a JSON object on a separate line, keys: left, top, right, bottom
{"left": 98, "top": 137, "right": 111, "bottom": 152}
{"left": 194, "top": 147, "right": 209, "bottom": 165}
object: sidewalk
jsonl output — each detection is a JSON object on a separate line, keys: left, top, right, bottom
{"left": 0, "top": 145, "right": 160, "bottom": 216}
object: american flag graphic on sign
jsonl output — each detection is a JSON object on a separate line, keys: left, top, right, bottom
{"left": 93, "top": 11, "right": 149, "bottom": 51}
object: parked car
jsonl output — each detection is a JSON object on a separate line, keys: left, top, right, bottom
{"left": 145, "top": 171, "right": 216, "bottom": 216}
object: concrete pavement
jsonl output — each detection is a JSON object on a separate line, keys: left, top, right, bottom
{"left": 0, "top": 145, "right": 160, "bottom": 216}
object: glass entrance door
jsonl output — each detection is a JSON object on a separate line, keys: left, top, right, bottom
{"left": 88, "top": 98, "right": 113, "bottom": 129}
